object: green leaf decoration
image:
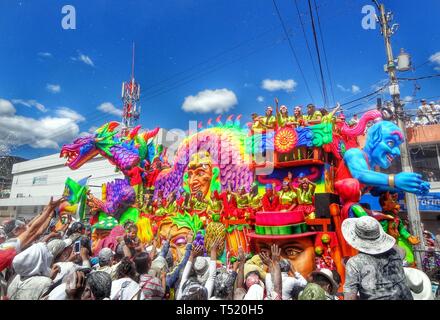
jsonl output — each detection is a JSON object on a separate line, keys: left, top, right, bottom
{"left": 170, "top": 212, "right": 203, "bottom": 234}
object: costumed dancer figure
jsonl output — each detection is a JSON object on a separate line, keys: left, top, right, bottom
{"left": 293, "top": 177, "right": 316, "bottom": 220}
{"left": 234, "top": 186, "right": 251, "bottom": 220}
{"left": 190, "top": 191, "right": 209, "bottom": 222}
{"left": 278, "top": 178, "right": 298, "bottom": 212}
{"left": 218, "top": 183, "right": 239, "bottom": 219}
{"left": 378, "top": 192, "right": 420, "bottom": 266}
{"left": 333, "top": 178, "right": 372, "bottom": 259}
{"left": 261, "top": 184, "right": 280, "bottom": 212}
{"left": 153, "top": 190, "right": 167, "bottom": 217}
{"left": 207, "top": 190, "right": 224, "bottom": 217}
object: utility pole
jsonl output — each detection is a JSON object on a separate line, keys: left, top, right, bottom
{"left": 374, "top": 1, "right": 425, "bottom": 268}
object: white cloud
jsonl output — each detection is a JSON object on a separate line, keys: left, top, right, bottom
{"left": 0, "top": 98, "right": 81, "bottom": 150}
{"left": 429, "top": 52, "right": 440, "bottom": 64}
{"left": 55, "top": 107, "right": 85, "bottom": 122}
{"left": 351, "top": 85, "right": 361, "bottom": 94}
{"left": 337, "top": 84, "right": 361, "bottom": 94}
{"left": 97, "top": 102, "right": 123, "bottom": 117}
{"left": 0, "top": 99, "right": 15, "bottom": 116}
{"left": 182, "top": 89, "right": 238, "bottom": 114}
{"left": 38, "top": 52, "right": 52, "bottom": 58}
{"left": 71, "top": 53, "right": 95, "bottom": 67}
{"left": 88, "top": 126, "right": 98, "bottom": 133}
{"left": 403, "top": 96, "right": 413, "bottom": 103}
{"left": 429, "top": 52, "right": 440, "bottom": 71}
{"left": 261, "top": 79, "right": 297, "bottom": 92}
{"left": 46, "top": 84, "right": 61, "bottom": 94}
{"left": 11, "top": 99, "right": 47, "bottom": 112}
{"left": 257, "top": 96, "right": 265, "bottom": 103}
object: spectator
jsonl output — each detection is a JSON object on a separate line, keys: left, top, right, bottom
{"left": 419, "top": 99, "right": 434, "bottom": 123}
{"left": 81, "top": 271, "right": 112, "bottom": 300}
{"left": 342, "top": 216, "right": 413, "bottom": 300}
{"left": 134, "top": 251, "right": 165, "bottom": 300}
{"left": 7, "top": 242, "right": 57, "bottom": 300}
{"left": 310, "top": 268, "right": 339, "bottom": 300}
{"left": 429, "top": 101, "right": 440, "bottom": 123}
{"left": 111, "top": 257, "right": 144, "bottom": 300}
{"left": 265, "top": 258, "right": 307, "bottom": 300}
{"left": 349, "top": 114, "right": 359, "bottom": 126}
{"left": 404, "top": 267, "right": 434, "bottom": 300}
{"left": 414, "top": 110, "right": 429, "bottom": 126}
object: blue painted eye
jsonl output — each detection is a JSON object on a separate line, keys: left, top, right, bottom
{"left": 387, "top": 141, "right": 395, "bottom": 148}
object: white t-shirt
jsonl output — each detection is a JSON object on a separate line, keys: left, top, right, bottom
{"left": 111, "top": 278, "right": 144, "bottom": 300}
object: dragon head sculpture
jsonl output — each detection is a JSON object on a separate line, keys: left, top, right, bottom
{"left": 60, "top": 122, "right": 119, "bottom": 170}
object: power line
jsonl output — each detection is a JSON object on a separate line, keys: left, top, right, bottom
{"left": 307, "top": 0, "right": 328, "bottom": 106}
{"left": 397, "top": 74, "right": 440, "bottom": 81}
{"left": 313, "top": 0, "right": 336, "bottom": 105}
{"left": 140, "top": 33, "right": 288, "bottom": 103}
{"left": 272, "top": 0, "right": 315, "bottom": 103}
{"left": 340, "top": 82, "right": 389, "bottom": 107}
{"left": 141, "top": 26, "right": 278, "bottom": 92}
{"left": 292, "top": 0, "right": 323, "bottom": 101}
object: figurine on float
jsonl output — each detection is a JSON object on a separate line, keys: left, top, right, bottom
{"left": 378, "top": 192, "right": 420, "bottom": 266}
{"left": 336, "top": 121, "right": 430, "bottom": 195}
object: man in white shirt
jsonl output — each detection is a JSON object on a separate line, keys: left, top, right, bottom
{"left": 429, "top": 101, "right": 440, "bottom": 123}
{"left": 414, "top": 110, "right": 429, "bottom": 126}
{"left": 265, "top": 258, "right": 307, "bottom": 300}
{"left": 418, "top": 99, "right": 434, "bottom": 123}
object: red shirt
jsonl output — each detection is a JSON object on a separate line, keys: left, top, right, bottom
{"left": 262, "top": 194, "right": 280, "bottom": 211}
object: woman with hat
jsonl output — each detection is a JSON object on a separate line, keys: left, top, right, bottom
{"left": 342, "top": 216, "right": 413, "bottom": 300}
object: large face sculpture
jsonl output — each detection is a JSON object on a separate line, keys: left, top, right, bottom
{"left": 186, "top": 151, "right": 214, "bottom": 198}
{"left": 253, "top": 236, "right": 316, "bottom": 277}
{"left": 367, "top": 122, "right": 403, "bottom": 169}
{"left": 158, "top": 220, "right": 192, "bottom": 262}
{"left": 157, "top": 213, "right": 203, "bottom": 262}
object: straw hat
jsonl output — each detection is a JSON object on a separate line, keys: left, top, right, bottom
{"left": 342, "top": 216, "right": 395, "bottom": 255}
{"left": 311, "top": 268, "right": 339, "bottom": 295}
{"left": 404, "top": 267, "right": 434, "bottom": 300}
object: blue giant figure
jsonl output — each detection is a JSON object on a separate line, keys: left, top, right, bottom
{"left": 336, "top": 121, "right": 430, "bottom": 195}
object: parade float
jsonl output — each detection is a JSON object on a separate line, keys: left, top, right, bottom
{"left": 58, "top": 103, "right": 431, "bottom": 291}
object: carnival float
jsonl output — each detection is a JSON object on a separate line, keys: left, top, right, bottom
{"left": 57, "top": 101, "right": 431, "bottom": 293}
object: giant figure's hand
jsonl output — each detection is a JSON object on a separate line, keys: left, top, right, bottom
{"left": 395, "top": 172, "right": 430, "bottom": 195}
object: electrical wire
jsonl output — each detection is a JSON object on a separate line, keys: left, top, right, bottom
{"left": 272, "top": 0, "right": 315, "bottom": 103}
{"left": 313, "top": 0, "right": 336, "bottom": 106}
{"left": 307, "top": 0, "right": 328, "bottom": 106}
{"left": 293, "top": 0, "right": 322, "bottom": 100}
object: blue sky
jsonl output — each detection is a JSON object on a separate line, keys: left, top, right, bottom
{"left": 1, "top": 0, "right": 439, "bottom": 159}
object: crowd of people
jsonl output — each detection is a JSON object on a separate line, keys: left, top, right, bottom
{"left": 0, "top": 196, "right": 439, "bottom": 300}
{"left": 405, "top": 99, "right": 440, "bottom": 127}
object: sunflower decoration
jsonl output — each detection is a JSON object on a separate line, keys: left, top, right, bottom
{"left": 274, "top": 127, "right": 297, "bottom": 154}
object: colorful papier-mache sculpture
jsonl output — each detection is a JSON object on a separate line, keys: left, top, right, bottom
{"left": 59, "top": 105, "right": 432, "bottom": 291}
{"left": 379, "top": 192, "right": 420, "bottom": 265}
{"left": 336, "top": 121, "right": 430, "bottom": 195}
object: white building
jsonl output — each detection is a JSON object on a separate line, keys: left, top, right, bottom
{"left": 0, "top": 128, "right": 183, "bottom": 222}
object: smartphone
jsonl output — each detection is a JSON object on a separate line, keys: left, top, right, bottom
{"left": 74, "top": 240, "right": 81, "bottom": 253}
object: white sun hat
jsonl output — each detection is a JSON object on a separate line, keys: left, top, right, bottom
{"left": 342, "top": 216, "right": 396, "bottom": 255}
{"left": 404, "top": 267, "right": 434, "bottom": 300}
